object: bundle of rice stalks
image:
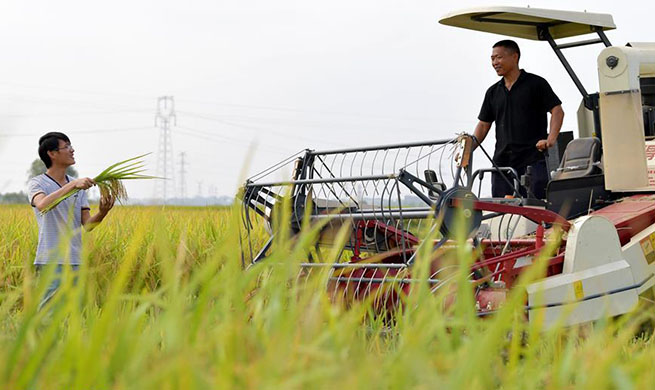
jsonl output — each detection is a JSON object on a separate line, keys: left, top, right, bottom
{"left": 41, "top": 153, "right": 157, "bottom": 215}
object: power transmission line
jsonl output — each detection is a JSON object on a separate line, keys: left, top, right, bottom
{"left": 0, "top": 109, "right": 151, "bottom": 119}
{"left": 175, "top": 97, "right": 441, "bottom": 123}
{"left": 175, "top": 125, "right": 253, "bottom": 145}
{"left": 1, "top": 94, "right": 152, "bottom": 111}
{"left": 177, "top": 110, "right": 347, "bottom": 147}
{"left": 174, "top": 126, "right": 298, "bottom": 155}
{"left": 0, "top": 126, "right": 154, "bottom": 137}
{"left": 0, "top": 80, "right": 156, "bottom": 101}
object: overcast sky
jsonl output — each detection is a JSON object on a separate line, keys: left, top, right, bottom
{"left": 1, "top": 0, "right": 654, "bottom": 199}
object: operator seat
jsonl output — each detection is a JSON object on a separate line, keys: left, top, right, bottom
{"left": 546, "top": 137, "right": 612, "bottom": 219}
{"left": 551, "top": 137, "right": 602, "bottom": 180}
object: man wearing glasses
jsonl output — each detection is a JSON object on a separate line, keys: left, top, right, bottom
{"left": 27, "top": 132, "right": 115, "bottom": 307}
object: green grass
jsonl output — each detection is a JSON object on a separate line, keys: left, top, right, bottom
{"left": 1, "top": 203, "right": 654, "bottom": 390}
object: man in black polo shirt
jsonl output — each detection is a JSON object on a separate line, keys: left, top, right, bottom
{"left": 473, "top": 40, "right": 564, "bottom": 199}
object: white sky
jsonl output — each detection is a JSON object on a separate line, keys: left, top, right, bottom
{"left": 1, "top": 0, "right": 654, "bottom": 199}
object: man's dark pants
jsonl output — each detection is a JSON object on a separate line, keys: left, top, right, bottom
{"left": 491, "top": 159, "right": 548, "bottom": 199}
{"left": 35, "top": 264, "right": 79, "bottom": 310}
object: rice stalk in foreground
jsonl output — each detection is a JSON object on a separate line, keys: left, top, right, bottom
{"left": 40, "top": 153, "right": 158, "bottom": 215}
{"left": 2, "top": 205, "right": 655, "bottom": 389}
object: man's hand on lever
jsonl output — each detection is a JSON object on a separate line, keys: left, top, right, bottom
{"left": 536, "top": 139, "right": 553, "bottom": 152}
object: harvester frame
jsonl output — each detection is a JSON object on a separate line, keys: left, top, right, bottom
{"left": 240, "top": 6, "right": 655, "bottom": 328}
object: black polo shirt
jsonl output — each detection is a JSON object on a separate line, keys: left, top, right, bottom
{"left": 478, "top": 69, "right": 561, "bottom": 167}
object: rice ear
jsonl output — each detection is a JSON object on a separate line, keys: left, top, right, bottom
{"left": 93, "top": 153, "right": 152, "bottom": 180}
{"left": 40, "top": 153, "right": 158, "bottom": 215}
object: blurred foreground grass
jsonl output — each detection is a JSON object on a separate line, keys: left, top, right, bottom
{"left": 1, "top": 204, "right": 654, "bottom": 390}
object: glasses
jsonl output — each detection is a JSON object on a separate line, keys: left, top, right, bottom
{"left": 55, "top": 144, "right": 73, "bottom": 151}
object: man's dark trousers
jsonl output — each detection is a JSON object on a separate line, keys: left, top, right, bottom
{"left": 491, "top": 159, "right": 548, "bottom": 199}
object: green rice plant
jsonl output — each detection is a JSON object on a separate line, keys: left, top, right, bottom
{"left": 1, "top": 202, "right": 655, "bottom": 390}
{"left": 40, "top": 153, "right": 158, "bottom": 215}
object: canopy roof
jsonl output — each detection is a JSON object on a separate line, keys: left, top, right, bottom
{"left": 439, "top": 6, "right": 615, "bottom": 40}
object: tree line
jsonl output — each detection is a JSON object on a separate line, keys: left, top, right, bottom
{"left": 0, "top": 159, "right": 78, "bottom": 204}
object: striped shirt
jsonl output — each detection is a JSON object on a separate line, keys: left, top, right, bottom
{"left": 27, "top": 174, "right": 90, "bottom": 265}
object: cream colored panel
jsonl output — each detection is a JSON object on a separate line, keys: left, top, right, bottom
{"left": 628, "top": 140, "right": 655, "bottom": 192}
{"left": 598, "top": 46, "right": 655, "bottom": 93}
{"left": 599, "top": 91, "right": 648, "bottom": 191}
{"left": 527, "top": 260, "right": 637, "bottom": 328}
{"left": 563, "top": 216, "right": 622, "bottom": 274}
{"left": 645, "top": 140, "right": 655, "bottom": 188}
{"left": 576, "top": 99, "right": 595, "bottom": 138}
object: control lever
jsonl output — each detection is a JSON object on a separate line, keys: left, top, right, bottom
{"left": 521, "top": 166, "right": 533, "bottom": 199}
{"left": 424, "top": 169, "right": 446, "bottom": 200}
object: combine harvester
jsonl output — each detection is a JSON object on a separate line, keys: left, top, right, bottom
{"left": 240, "top": 6, "right": 655, "bottom": 328}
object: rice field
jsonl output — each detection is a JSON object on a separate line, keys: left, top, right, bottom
{"left": 1, "top": 204, "right": 655, "bottom": 390}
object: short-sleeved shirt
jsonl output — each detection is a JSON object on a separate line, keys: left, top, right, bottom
{"left": 478, "top": 69, "right": 561, "bottom": 168}
{"left": 27, "top": 174, "right": 90, "bottom": 265}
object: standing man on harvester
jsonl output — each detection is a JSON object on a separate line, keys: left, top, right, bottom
{"left": 473, "top": 39, "right": 564, "bottom": 199}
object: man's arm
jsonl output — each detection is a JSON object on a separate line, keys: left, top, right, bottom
{"left": 472, "top": 120, "right": 492, "bottom": 150}
{"left": 536, "top": 104, "right": 564, "bottom": 151}
{"left": 82, "top": 193, "right": 115, "bottom": 232}
{"left": 31, "top": 177, "right": 96, "bottom": 211}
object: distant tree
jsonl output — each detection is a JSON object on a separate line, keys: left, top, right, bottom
{"left": 26, "top": 159, "right": 78, "bottom": 182}
{"left": 0, "top": 191, "right": 27, "bottom": 204}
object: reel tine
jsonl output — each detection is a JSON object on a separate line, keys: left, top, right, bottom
{"left": 360, "top": 151, "right": 370, "bottom": 198}
{"left": 439, "top": 142, "right": 447, "bottom": 185}
{"left": 415, "top": 145, "right": 424, "bottom": 179}
{"left": 381, "top": 149, "right": 390, "bottom": 175}
{"left": 247, "top": 186, "right": 261, "bottom": 264}
{"left": 370, "top": 179, "right": 379, "bottom": 254}
{"left": 429, "top": 269, "right": 442, "bottom": 294}
{"left": 391, "top": 147, "right": 400, "bottom": 176}
{"left": 377, "top": 267, "right": 393, "bottom": 311}
{"left": 369, "top": 266, "right": 382, "bottom": 301}
{"left": 296, "top": 264, "right": 307, "bottom": 287}
{"left": 393, "top": 267, "right": 407, "bottom": 310}
{"left": 328, "top": 266, "right": 340, "bottom": 302}
{"left": 342, "top": 268, "right": 352, "bottom": 302}
{"left": 427, "top": 144, "right": 435, "bottom": 173}
{"left": 349, "top": 151, "right": 357, "bottom": 179}
{"left": 304, "top": 266, "right": 314, "bottom": 290}
{"left": 402, "top": 146, "right": 410, "bottom": 173}
{"left": 353, "top": 265, "right": 368, "bottom": 301}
